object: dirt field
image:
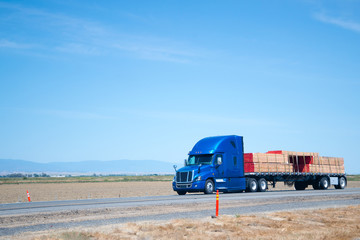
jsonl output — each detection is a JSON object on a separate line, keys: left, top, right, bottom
{"left": 10, "top": 205, "right": 360, "bottom": 240}
{"left": 0, "top": 182, "right": 173, "bottom": 203}
{"left": 1, "top": 181, "right": 360, "bottom": 204}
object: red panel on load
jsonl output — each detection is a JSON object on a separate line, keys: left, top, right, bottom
{"left": 266, "top": 150, "right": 283, "bottom": 154}
{"left": 244, "top": 153, "right": 254, "bottom": 163}
{"left": 292, "top": 156, "right": 312, "bottom": 172}
{"left": 296, "top": 164, "right": 310, "bottom": 173}
{"left": 244, "top": 162, "right": 254, "bottom": 172}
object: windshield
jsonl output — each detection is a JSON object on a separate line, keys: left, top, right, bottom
{"left": 187, "top": 154, "right": 213, "bottom": 166}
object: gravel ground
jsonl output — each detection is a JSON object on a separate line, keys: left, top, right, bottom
{"left": 1, "top": 187, "right": 360, "bottom": 238}
{"left": 28, "top": 206, "right": 359, "bottom": 240}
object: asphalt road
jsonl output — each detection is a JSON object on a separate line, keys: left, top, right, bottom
{"left": 1, "top": 188, "right": 360, "bottom": 237}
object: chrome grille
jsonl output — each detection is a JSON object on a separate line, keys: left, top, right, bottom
{"left": 176, "top": 171, "right": 193, "bottom": 183}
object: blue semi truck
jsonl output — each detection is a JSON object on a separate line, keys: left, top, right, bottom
{"left": 172, "top": 135, "right": 347, "bottom": 195}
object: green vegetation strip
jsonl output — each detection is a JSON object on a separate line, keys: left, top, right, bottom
{"left": 1, "top": 175, "right": 359, "bottom": 185}
{"left": 0, "top": 175, "right": 174, "bottom": 184}
{"left": 347, "top": 175, "right": 360, "bottom": 181}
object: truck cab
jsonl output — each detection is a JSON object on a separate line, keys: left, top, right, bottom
{"left": 172, "top": 135, "right": 246, "bottom": 195}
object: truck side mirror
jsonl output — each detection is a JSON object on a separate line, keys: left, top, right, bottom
{"left": 184, "top": 159, "right": 188, "bottom": 166}
{"left": 173, "top": 165, "right": 177, "bottom": 171}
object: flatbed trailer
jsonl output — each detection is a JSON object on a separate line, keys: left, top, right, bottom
{"left": 243, "top": 150, "right": 346, "bottom": 191}
{"left": 244, "top": 172, "right": 346, "bottom": 191}
{"left": 172, "top": 135, "right": 347, "bottom": 195}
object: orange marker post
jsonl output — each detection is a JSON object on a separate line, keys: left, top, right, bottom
{"left": 27, "top": 190, "right": 31, "bottom": 202}
{"left": 216, "top": 190, "right": 219, "bottom": 217}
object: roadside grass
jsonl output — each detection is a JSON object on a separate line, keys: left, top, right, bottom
{"left": 0, "top": 175, "right": 174, "bottom": 184}
{"left": 34, "top": 205, "right": 360, "bottom": 240}
{"left": 347, "top": 175, "right": 360, "bottom": 181}
{"left": 56, "top": 232, "right": 91, "bottom": 240}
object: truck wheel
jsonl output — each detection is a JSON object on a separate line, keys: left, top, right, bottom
{"left": 319, "top": 177, "right": 329, "bottom": 190}
{"left": 294, "top": 182, "right": 307, "bottom": 190}
{"left": 335, "top": 177, "right": 346, "bottom": 189}
{"left": 204, "top": 179, "right": 214, "bottom": 194}
{"left": 246, "top": 178, "right": 258, "bottom": 192}
{"left": 177, "top": 191, "right": 186, "bottom": 195}
{"left": 258, "top": 178, "right": 267, "bottom": 192}
{"left": 312, "top": 181, "right": 320, "bottom": 190}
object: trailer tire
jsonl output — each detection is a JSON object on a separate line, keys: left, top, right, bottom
{"left": 258, "top": 178, "right": 267, "bottom": 192}
{"left": 294, "top": 181, "right": 307, "bottom": 190}
{"left": 177, "top": 191, "right": 186, "bottom": 195}
{"left": 319, "top": 177, "right": 329, "bottom": 190}
{"left": 246, "top": 178, "right": 258, "bottom": 192}
{"left": 204, "top": 179, "right": 214, "bottom": 194}
{"left": 335, "top": 176, "right": 346, "bottom": 189}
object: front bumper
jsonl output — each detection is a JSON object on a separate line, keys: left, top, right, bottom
{"left": 172, "top": 180, "right": 205, "bottom": 192}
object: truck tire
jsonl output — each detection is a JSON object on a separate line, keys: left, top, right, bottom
{"left": 177, "top": 191, "right": 186, "bottom": 195}
{"left": 312, "top": 180, "right": 320, "bottom": 190}
{"left": 258, "top": 178, "right": 267, "bottom": 192}
{"left": 204, "top": 179, "right": 214, "bottom": 194}
{"left": 335, "top": 176, "right": 346, "bottom": 189}
{"left": 246, "top": 178, "right": 258, "bottom": 192}
{"left": 319, "top": 177, "right": 329, "bottom": 190}
{"left": 294, "top": 181, "right": 307, "bottom": 190}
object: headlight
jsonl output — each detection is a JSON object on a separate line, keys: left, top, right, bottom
{"left": 195, "top": 176, "right": 202, "bottom": 181}
{"left": 173, "top": 176, "right": 176, "bottom": 182}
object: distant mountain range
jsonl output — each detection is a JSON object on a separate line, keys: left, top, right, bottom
{"left": 0, "top": 159, "right": 178, "bottom": 175}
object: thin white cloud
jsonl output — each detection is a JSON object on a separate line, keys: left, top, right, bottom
{"left": 314, "top": 13, "right": 360, "bottom": 33}
{"left": 55, "top": 43, "right": 102, "bottom": 55}
{"left": 36, "top": 109, "right": 114, "bottom": 120}
{"left": 0, "top": 2, "right": 105, "bottom": 37}
{"left": 124, "top": 109, "right": 276, "bottom": 126}
{"left": 0, "top": 39, "right": 33, "bottom": 49}
{"left": 112, "top": 42, "right": 200, "bottom": 63}
{"left": 19, "top": 107, "right": 276, "bottom": 126}
{"left": 0, "top": 2, "right": 206, "bottom": 63}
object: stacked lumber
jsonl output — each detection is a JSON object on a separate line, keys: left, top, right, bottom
{"left": 244, "top": 153, "right": 293, "bottom": 173}
{"left": 267, "top": 150, "right": 319, "bottom": 157}
{"left": 309, "top": 156, "right": 345, "bottom": 174}
{"left": 244, "top": 151, "right": 345, "bottom": 174}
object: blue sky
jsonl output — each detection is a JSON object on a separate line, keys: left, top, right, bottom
{"left": 0, "top": 0, "right": 359, "bottom": 173}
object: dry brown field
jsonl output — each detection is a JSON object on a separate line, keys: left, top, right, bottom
{"left": 12, "top": 205, "right": 360, "bottom": 240}
{"left": 0, "top": 182, "right": 173, "bottom": 203}
{"left": 1, "top": 181, "right": 360, "bottom": 204}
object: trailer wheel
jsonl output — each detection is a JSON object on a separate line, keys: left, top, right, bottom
{"left": 294, "top": 182, "right": 307, "bottom": 190}
{"left": 335, "top": 177, "right": 346, "bottom": 189}
{"left": 258, "top": 178, "right": 267, "bottom": 192}
{"left": 246, "top": 178, "right": 258, "bottom": 192}
{"left": 177, "top": 191, "right": 186, "bottom": 195}
{"left": 319, "top": 177, "right": 329, "bottom": 190}
{"left": 204, "top": 179, "right": 214, "bottom": 194}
